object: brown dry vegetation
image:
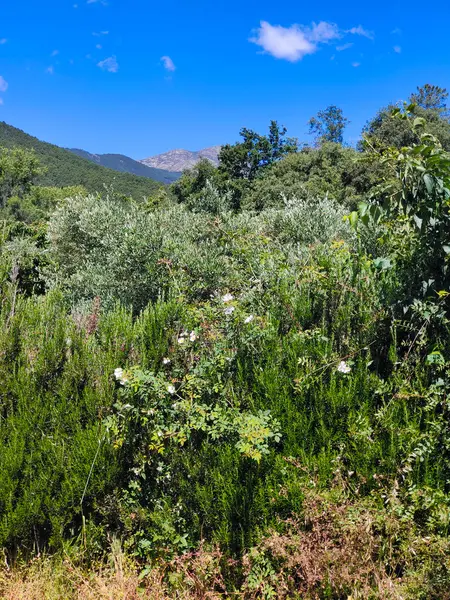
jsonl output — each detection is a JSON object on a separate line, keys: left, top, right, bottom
{"left": 2, "top": 489, "right": 449, "bottom": 600}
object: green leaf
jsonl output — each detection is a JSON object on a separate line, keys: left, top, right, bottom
{"left": 423, "top": 173, "right": 434, "bottom": 194}
{"left": 346, "top": 211, "right": 359, "bottom": 230}
{"left": 373, "top": 257, "right": 392, "bottom": 270}
{"left": 413, "top": 117, "right": 426, "bottom": 129}
{"left": 413, "top": 214, "right": 423, "bottom": 230}
{"left": 426, "top": 351, "right": 445, "bottom": 365}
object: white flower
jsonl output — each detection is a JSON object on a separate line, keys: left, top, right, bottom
{"left": 177, "top": 336, "right": 185, "bottom": 344}
{"left": 222, "top": 293, "right": 234, "bottom": 303}
{"left": 66, "top": 337, "right": 72, "bottom": 347}
{"left": 244, "top": 315, "right": 254, "bottom": 324}
{"left": 224, "top": 306, "right": 235, "bottom": 316}
{"left": 163, "top": 357, "right": 171, "bottom": 365}
{"left": 337, "top": 361, "right": 351, "bottom": 374}
{"left": 189, "top": 331, "right": 197, "bottom": 342}
{"left": 167, "top": 384, "right": 176, "bottom": 395}
{"left": 114, "top": 368, "right": 124, "bottom": 380}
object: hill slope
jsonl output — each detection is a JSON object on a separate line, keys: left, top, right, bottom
{"left": 0, "top": 122, "right": 161, "bottom": 199}
{"left": 140, "top": 145, "right": 221, "bottom": 172}
{"left": 69, "top": 148, "right": 181, "bottom": 184}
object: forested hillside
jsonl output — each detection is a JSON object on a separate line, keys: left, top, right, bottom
{"left": 0, "top": 121, "right": 161, "bottom": 199}
{"left": 2, "top": 84, "right": 450, "bottom": 599}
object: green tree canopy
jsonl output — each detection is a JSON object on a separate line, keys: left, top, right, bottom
{"left": 362, "top": 84, "right": 450, "bottom": 150}
{"left": 308, "top": 105, "right": 349, "bottom": 145}
{"left": 0, "top": 147, "right": 44, "bottom": 208}
{"left": 218, "top": 120, "right": 298, "bottom": 181}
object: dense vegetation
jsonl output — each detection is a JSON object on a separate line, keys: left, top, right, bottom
{"left": 2, "top": 84, "right": 450, "bottom": 599}
{"left": 0, "top": 121, "right": 161, "bottom": 199}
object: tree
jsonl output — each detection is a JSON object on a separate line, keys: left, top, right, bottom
{"left": 172, "top": 158, "right": 223, "bottom": 207}
{"left": 0, "top": 147, "right": 44, "bottom": 208}
{"left": 218, "top": 120, "right": 297, "bottom": 182}
{"left": 410, "top": 83, "right": 449, "bottom": 112}
{"left": 308, "top": 106, "right": 349, "bottom": 145}
{"left": 362, "top": 84, "right": 450, "bottom": 150}
{"left": 244, "top": 142, "right": 378, "bottom": 211}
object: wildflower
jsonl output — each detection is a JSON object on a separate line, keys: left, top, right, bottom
{"left": 224, "top": 306, "right": 235, "bottom": 316}
{"left": 189, "top": 331, "right": 197, "bottom": 342}
{"left": 177, "top": 336, "right": 185, "bottom": 344}
{"left": 337, "top": 360, "right": 351, "bottom": 374}
{"left": 114, "top": 368, "right": 124, "bottom": 380}
{"left": 163, "top": 357, "right": 171, "bottom": 365}
{"left": 222, "top": 293, "right": 234, "bottom": 303}
{"left": 167, "top": 384, "right": 176, "bottom": 395}
{"left": 244, "top": 315, "right": 254, "bottom": 324}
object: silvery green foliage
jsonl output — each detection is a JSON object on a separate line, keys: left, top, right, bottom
{"left": 45, "top": 190, "right": 354, "bottom": 313}
{"left": 263, "top": 194, "right": 354, "bottom": 247}
{"left": 45, "top": 193, "right": 234, "bottom": 310}
{"left": 187, "top": 179, "right": 232, "bottom": 215}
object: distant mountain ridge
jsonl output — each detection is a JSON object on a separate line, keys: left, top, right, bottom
{"left": 140, "top": 146, "right": 221, "bottom": 173}
{"left": 69, "top": 149, "right": 181, "bottom": 184}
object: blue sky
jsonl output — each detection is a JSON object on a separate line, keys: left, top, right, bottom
{"left": 0, "top": 0, "right": 449, "bottom": 159}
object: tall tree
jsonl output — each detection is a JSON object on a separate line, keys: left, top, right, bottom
{"left": 308, "top": 106, "right": 349, "bottom": 145}
{"left": 410, "top": 83, "right": 449, "bottom": 112}
{"left": 218, "top": 120, "right": 298, "bottom": 181}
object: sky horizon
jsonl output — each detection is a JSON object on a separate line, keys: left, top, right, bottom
{"left": 1, "top": 0, "right": 449, "bottom": 160}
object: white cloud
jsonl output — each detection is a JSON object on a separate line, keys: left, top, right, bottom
{"left": 250, "top": 20, "right": 339, "bottom": 62}
{"left": 347, "top": 25, "right": 374, "bottom": 39}
{"left": 161, "top": 55, "right": 176, "bottom": 72}
{"left": 0, "top": 76, "right": 8, "bottom": 92}
{"left": 336, "top": 42, "right": 353, "bottom": 52}
{"left": 352, "top": 61, "right": 361, "bottom": 67}
{"left": 51, "top": 49, "right": 59, "bottom": 57}
{"left": 96, "top": 44, "right": 102, "bottom": 49}
{"left": 92, "top": 30, "right": 109, "bottom": 36}
{"left": 393, "top": 45, "right": 402, "bottom": 53}
{"left": 46, "top": 66, "right": 54, "bottom": 74}
{"left": 87, "top": 0, "right": 107, "bottom": 4}
{"left": 391, "top": 27, "right": 402, "bottom": 35}
{"left": 97, "top": 55, "right": 118, "bottom": 72}
{"left": 0, "top": 38, "right": 7, "bottom": 44}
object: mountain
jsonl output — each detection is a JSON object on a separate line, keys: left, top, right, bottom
{"left": 0, "top": 121, "right": 161, "bottom": 199}
{"left": 69, "top": 149, "right": 181, "bottom": 184}
{"left": 140, "top": 146, "right": 221, "bottom": 172}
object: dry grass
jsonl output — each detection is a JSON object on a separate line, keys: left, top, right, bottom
{"left": 2, "top": 490, "right": 449, "bottom": 599}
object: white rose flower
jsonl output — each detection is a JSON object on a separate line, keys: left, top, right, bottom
{"left": 337, "top": 361, "right": 351, "bottom": 374}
